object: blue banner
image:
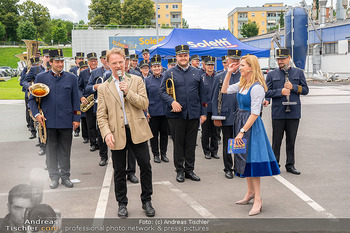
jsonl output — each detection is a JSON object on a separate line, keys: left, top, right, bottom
{"left": 109, "top": 36, "right": 166, "bottom": 50}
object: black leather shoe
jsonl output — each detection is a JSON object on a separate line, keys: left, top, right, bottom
{"left": 118, "top": 205, "right": 128, "bottom": 218}
{"left": 61, "top": 179, "right": 74, "bottom": 188}
{"left": 83, "top": 138, "right": 89, "bottom": 143}
{"left": 154, "top": 156, "right": 161, "bottom": 163}
{"left": 286, "top": 167, "right": 301, "bottom": 175}
{"left": 49, "top": 180, "right": 59, "bottom": 189}
{"left": 99, "top": 159, "right": 107, "bottom": 166}
{"left": 161, "top": 155, "right": 169, "bottom": 162}
{"left": 127, "top": 174, "right": 139, "bottom": 183}
{"left": 225, "top": 171, "right": 234, "bottom": 179}
{"left": 142, "top": 201, "right": 155, "bottom": 217}
{"left": 212, "top": 154, "right": 220, "bottom": 159}
{"left": 29, "top": 132, "right": 36, "bottom": 139}
{"left": 205, "top": 153, "right": 211, "bottom": 159}
{"left": 185, "top": 172, "right": 201, "bottom": 181}
{"left": 74, "top": 131, "right": 79, "bottom": 137}
{"left": 90, "top": 145, "right": 97, "bottom": 152}
{"left": 176, "top": 172, "right": 185, "bottom": 183}
{"left": 38, "top": 148, "right": 46, "bottom": 156}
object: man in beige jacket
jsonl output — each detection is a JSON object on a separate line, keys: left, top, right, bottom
{"left": 97, "top": 48, "right": 155, "bottom": 218}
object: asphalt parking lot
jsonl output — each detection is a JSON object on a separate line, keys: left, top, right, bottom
{"left": 0, "top": 82, "right": 350, "bottom": 232}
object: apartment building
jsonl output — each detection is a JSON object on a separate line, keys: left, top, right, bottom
{"left": 228, "top": 3, "right": 287, "bottom": 38}
{"left": 151, "top": 0, "right": 183, "bottom": 28}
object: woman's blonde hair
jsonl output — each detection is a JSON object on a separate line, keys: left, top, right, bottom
{"left": 239, "top": 54, "right": 267, "bottom": 92}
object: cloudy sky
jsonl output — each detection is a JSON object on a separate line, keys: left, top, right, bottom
{"left": 18, "top": 0, "right": 328, "bottom": 29}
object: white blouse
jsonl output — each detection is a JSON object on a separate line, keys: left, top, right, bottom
{"left": 227, "top": 83, "right": 265, "bottom": 115}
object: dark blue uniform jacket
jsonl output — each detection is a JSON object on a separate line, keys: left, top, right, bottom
{"left": 159, "top": 65, "right": 207, "bottom": 120}
{"left": 265, "top": 67, "right": 309, "bottom": 119}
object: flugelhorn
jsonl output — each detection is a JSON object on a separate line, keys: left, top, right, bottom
{"left": 29, "top": 83, "right": 50, "bottom": 144}
{"left": 80, "top": 77, "right": 104, "bottom": 112}
{"left": 211, "top": 77, "right": 226, "bottom": 120}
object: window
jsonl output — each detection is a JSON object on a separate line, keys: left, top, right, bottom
{"left": 262, "top": 21, "right": 265, "bottom": 25}
{"left": 158, "top": 14, "right": 160, "bottom": 18}
{"left": 267, "top": 12, "right": 276, "bottom": 17}
{"left": 166, "top": 14, "right": 169, "bottom": 18}
{"left": 238, "top": 13, "right": 247, "bottom": 18}
{"left": 166, "top": 24, "right": 169, "bottom": 27}
{"left": 262, "top": 12, "right": 265, "bottom": 17}
{"left": 172, "top": 14, "right": 179, "bottom": 18}
{"left": 166, "top": 5, "right": 168, "bottom": 9}
{"left": 324, "top": 42, "right": 338, "bottom": 54}
{"left": 251, "top": 13, "right": 255, "bottom": 17}
{"left": 262, "top": 30, "right": 265, "bottom": 33}
{"left": 172, "top": 4, "right": 178, "bottom": 9}
{"left": 157, "top": 5, "right": 160, "bottom": 9}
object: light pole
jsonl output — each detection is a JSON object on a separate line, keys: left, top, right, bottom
{"left": 156, "top": 0, "right": 159, "bottom": 44}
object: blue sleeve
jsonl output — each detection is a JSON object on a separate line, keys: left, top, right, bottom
{"left": 291, "top": 70, "right": 309, "bottom": 95}
{"left": 77, "top": 72, "right": 84, "bottom": 99}
{"left": 85, "top": 72, "right": 96, "bottom": 96}
{"left": 199, "top": 74, "right": 208, "bottom": 116}
{"left": 23, "top": 68, "right": 35, "bottom": 90}
{"left": 211, "top": 75, "right": 220, "bottom": 115}
{"left": 72, "top": 76, "right": 81, "bottom": 122}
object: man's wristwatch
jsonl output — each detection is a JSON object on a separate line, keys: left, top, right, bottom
{"left": 240, "top": 128, "right": 246, "bottom": 133}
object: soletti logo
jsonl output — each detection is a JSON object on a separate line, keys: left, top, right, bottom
{"left": 187, "top": 38, "right": 238, "bottom": 48}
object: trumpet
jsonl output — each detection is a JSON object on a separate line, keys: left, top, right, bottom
{"left": 29, "top": 83, "right": 50, "bottom": 144}
{"left": 80, "top": 77, "right": 104, "bottom": 112}
{"left": 166, "top": 72, "right": 176, "bottom": 112}
{"left": 166, "top": 72, "right": 176, "bottom": 100}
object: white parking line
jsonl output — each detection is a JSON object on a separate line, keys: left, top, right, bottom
{"left": 94, "top": 157, "right": 114, "bottom": 219}
{"left": 274, "top": 175, "right": 336, "bottom": 218}
{"left": 159, "top": 181, "right": 216, "bottom": 218}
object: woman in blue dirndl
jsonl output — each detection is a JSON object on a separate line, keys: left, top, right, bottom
{"left": 221, "top": 55, "right": 280, "bottom": 216}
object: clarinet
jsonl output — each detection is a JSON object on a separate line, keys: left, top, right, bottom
{"left": 218, "top": 77, "right": 223, "bottom": 116}
{"left": 282, "top": 65, "right": 291, "bottom": 113}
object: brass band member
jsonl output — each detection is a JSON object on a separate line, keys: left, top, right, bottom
{"left": 265, "top": 48, "right": 309, "bottom": 175}
{"left": 159, "top": 45, "right": 208, "bottom": 183}
{"left": 29, "top": 49, "right": 81, "bottom": 189}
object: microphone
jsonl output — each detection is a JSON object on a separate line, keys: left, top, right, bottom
{"left": 117, "top": 70, "right": 123, "bottom": 81}
{"left": 117, "top": 70, "right": 126, "bottom": 97}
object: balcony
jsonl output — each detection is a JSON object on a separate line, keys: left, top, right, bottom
{"left": 170, "top": 17, "right": 181, "bottom": 23}
{"left": 238, "top": 17, "right": 248, "bottom": 22}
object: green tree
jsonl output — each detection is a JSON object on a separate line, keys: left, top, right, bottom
{"left": 88, "top": 0, "right": 122, "bottom": 25}
{"left": 182, "top": 18, "right": 189, "bottom": 28}
{"left": 0, "top": 0, "right": 19, "bottom": 41}
{"left": 17, "top": 20, "right": 37, "bottom": 40}
{"left": 51, "top": 21, "right": 66, "bottom": 44}
{"left": 0, "top": 22, "right": 5, "bottom": 40}
{"left": 18, "top": 0, "right": 50, "bottom": 40}
{"left": 279, "top": 11, "right": 284, "bottom": 27}
{"left": 241, "top": 20, "right": 259, "bottom": 38}
{"left": 121, "top": 0, "right": 154, "bottom": 26}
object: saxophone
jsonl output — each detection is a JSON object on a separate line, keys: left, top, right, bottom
{"left": 80, "top": 77, "right": 104, "bottom": 112}
{"left": 29, "top": 83, "right": 50, "bottom": 144}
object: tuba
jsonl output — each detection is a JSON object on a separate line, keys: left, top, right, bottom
{"left": 23, "top": 40, "right": 41, "bottom": 73}
{"left": 28, "top": 83, "right": 50, "bottom": 144}
{"left": 80, "top": 77, "right": 104, "bottom": 112}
